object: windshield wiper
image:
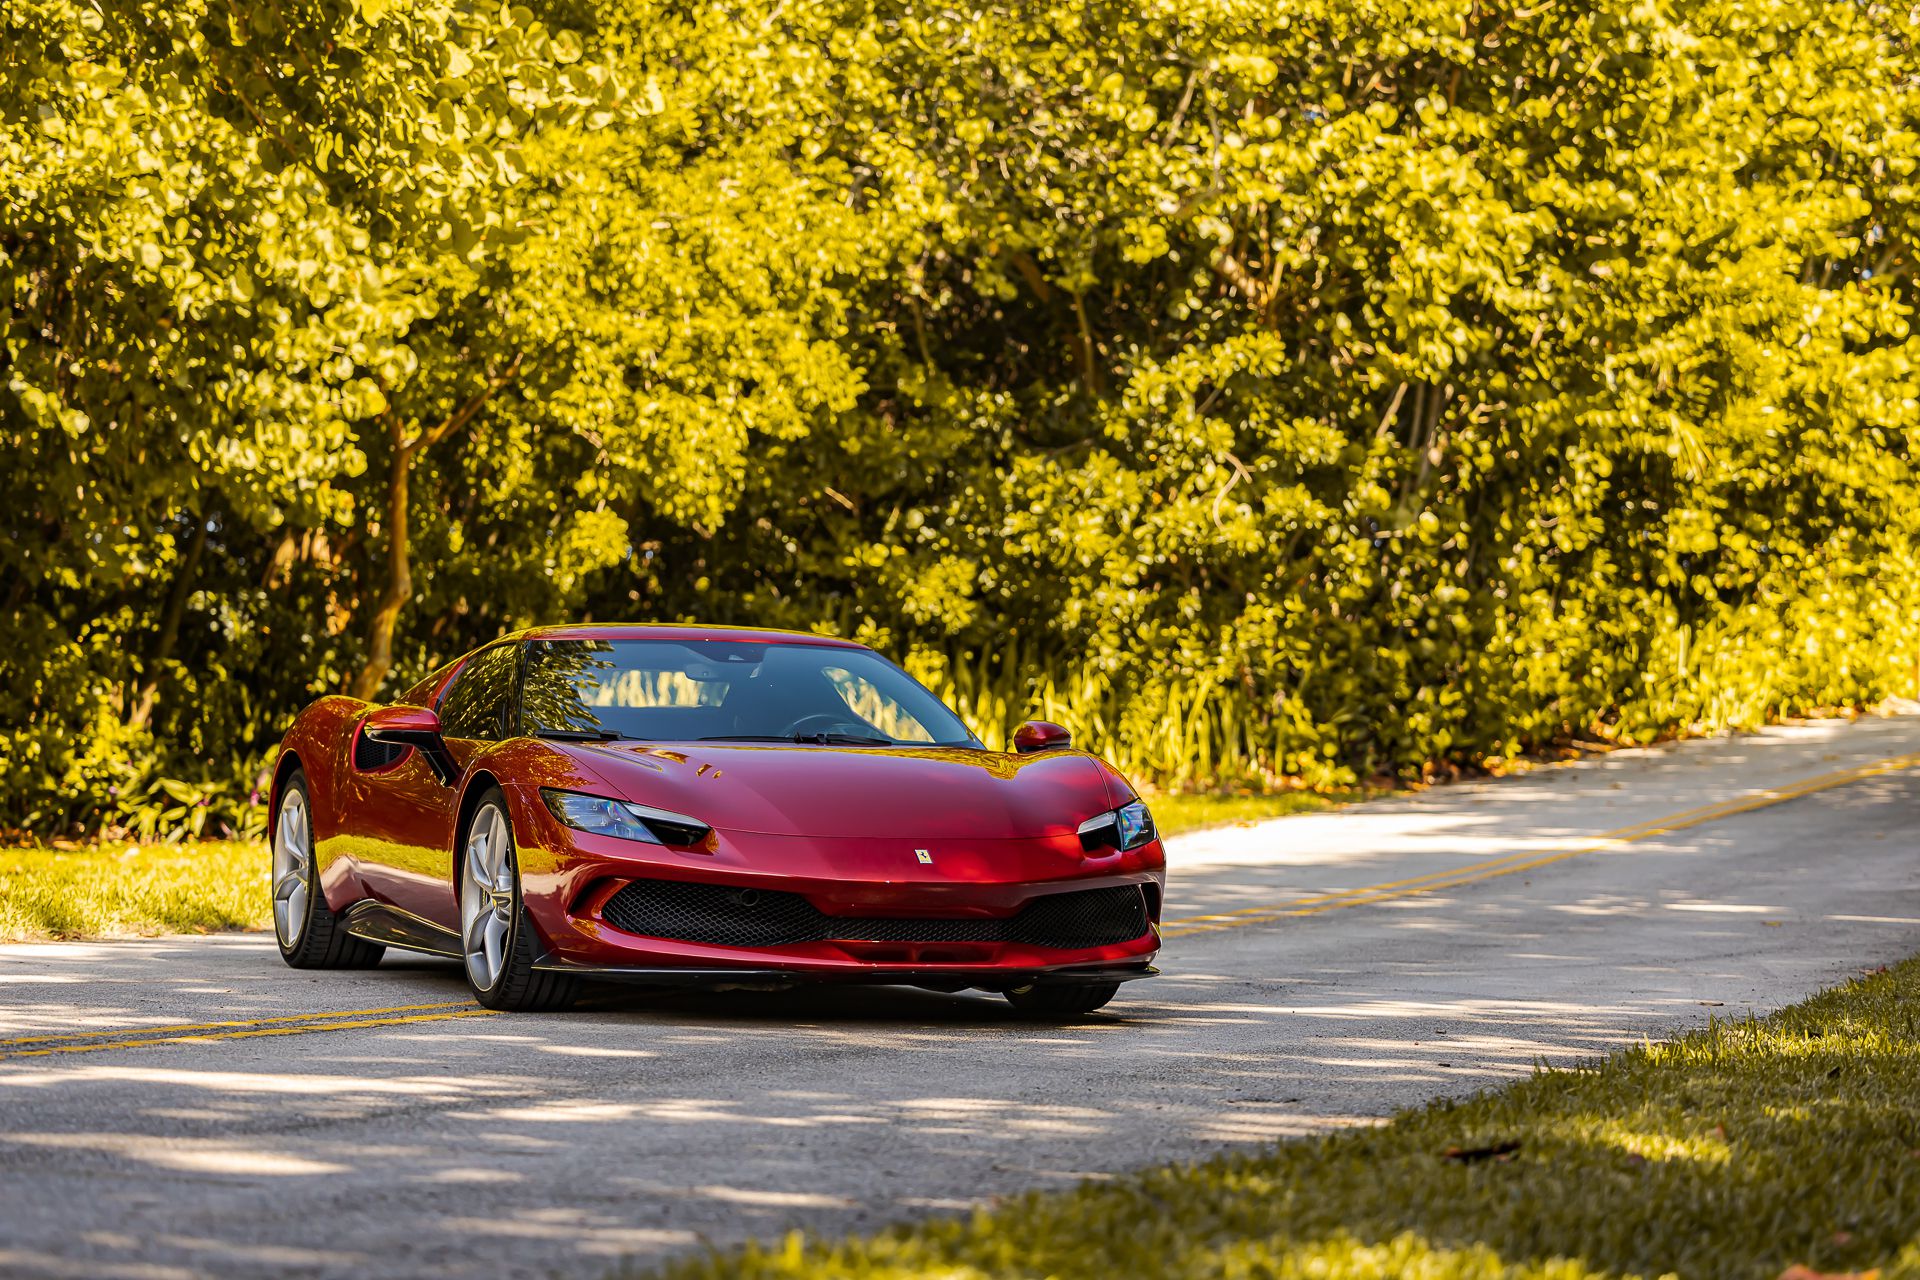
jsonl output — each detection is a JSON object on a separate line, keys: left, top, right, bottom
{"left": 532, "top": 727, "right": 627, "bottom": 742}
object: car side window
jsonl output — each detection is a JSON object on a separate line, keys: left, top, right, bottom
{"left": 439, "top": 644, "right": 519, "bottom": 741}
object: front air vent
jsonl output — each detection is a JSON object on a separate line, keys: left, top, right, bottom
{"left": 353, "top": 727, "right": 409, "bottom": 771}
{"left": 600, "top": 881, "right": 1150, "bottom": 952}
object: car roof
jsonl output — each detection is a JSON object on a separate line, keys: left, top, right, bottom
{"left": 513, "top": 622, "right": 867, "bottom": 649}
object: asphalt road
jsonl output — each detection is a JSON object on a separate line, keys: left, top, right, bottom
{"left": 4, "top": 716, "right": 1919, "bottom": 1280}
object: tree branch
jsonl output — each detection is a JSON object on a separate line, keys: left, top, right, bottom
{"left": 414, "top": 350, "right": 526, "bottom": 452}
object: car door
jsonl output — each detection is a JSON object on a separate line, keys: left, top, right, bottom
{"left": 349, "top": 642, "right": 521, "bottom": 932}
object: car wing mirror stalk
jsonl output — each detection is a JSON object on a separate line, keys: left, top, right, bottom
{"left": 1012, "top": 720, "right": 1072, "bottom": 753}
{"left": 364, "top": 706, "right": 459, "bottom": 785}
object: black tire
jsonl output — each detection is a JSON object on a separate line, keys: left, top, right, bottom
{"left": 1003, "top": 980, "right": 1122, "bottom": 1017}
{"left": 459, "top": 788, "right": 579, "bottom": 1012}
{"left": 273, "top": 769, "right": 386, "bottom": 970}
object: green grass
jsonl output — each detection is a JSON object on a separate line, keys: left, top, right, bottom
{"left": 642, "top": 959, "right": 1920, "bottom": 1280}
{"left": 1148, "top": 788, "right": 1367, "bottom": 837}
{"left": 0, "top": 841, "right": 269, "bottom": 942}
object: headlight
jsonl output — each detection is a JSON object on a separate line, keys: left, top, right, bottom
{"left": 540, "top": 789, "right": 711, "bottom": 847}
{"left": 1077, "top": 799, "right": 1156, "bottom": 853}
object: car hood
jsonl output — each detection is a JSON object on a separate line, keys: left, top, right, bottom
{"left": 562, "top": 741, "right": 1121, "bottom": 840}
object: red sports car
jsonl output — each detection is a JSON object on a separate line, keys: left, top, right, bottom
{"left": 269, "top": 625, "right": 1165, "bottom": 1014}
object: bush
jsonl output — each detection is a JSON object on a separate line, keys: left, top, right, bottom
{"left": 5, "top": 0, "right": 1918, "bottom": 833}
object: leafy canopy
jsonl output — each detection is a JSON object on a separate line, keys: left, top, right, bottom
{"left": 4, "top": 0, "right": 1918, "bottom": 834}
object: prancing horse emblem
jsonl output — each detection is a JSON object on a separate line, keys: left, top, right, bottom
{"left": 914, "top": 849, "right": 933, "bottom": 864}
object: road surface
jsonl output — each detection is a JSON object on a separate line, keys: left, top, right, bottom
{"left": 3, "top": 716, "right": 1918, "bottom": 1279}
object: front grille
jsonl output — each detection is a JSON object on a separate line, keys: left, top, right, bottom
{"left": 600, "top": 880, "right": 1150, "bottom": 951}
{"left": 1014, "top": 884, "right": 1156, "bottom": 948}
{"left": 601, "top": 878, "right": 822, "bottom": 947}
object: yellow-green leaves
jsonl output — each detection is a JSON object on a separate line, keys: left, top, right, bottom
{"left": 9, "top": 0, "right": 1920, "bottom": 836}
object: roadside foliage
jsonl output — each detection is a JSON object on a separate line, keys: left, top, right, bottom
{"left": 4, "top": 0, "right": 1919, "bottom": 836}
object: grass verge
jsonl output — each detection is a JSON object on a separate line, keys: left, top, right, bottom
{"left": 643, "top": 958, "right": 1920, "bottom": 1280}
{"left": 0, "top": 841, "right": 269, "bottom": 942}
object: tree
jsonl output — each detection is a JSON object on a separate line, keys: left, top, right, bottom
{"left": 6, "top": 0, "right": 1920, "bottom": 836}
{"left": 0, "top": 0, "right": 617, "bottom": 824}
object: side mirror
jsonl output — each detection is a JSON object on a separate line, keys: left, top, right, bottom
{"left": 363, "top": 706, "right": 457, "bottom": 784}
{"left": 1012, "top": 720, "right": 1073, "bottom": 754}
{"left": 363, "top": 705, "right": 444, "bottom": 746}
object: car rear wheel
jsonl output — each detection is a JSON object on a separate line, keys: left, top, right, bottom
{"left": 273, "top": 769, "right": 386, "bottom": 969}
{"left": 1003, "top": 980, "right": 1121, "bottom": 1017}
{"left": 459, "top": 789, "right": 578, "bottom": 1012}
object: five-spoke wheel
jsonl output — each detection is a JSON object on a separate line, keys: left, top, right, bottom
{"left": 272, "top": 785, "right": 312, "bottom": 951}
{"left": 458, "top": 788, "right": 578, "bottom": 1011}
{"left": 460, "top": 800, "right": 518, "bottom": 993}
{"left": 272, "top": 768, "right": 384, "bottom": 969}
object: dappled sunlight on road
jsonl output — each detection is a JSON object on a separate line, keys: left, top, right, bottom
{"left": 1165, "top": 714, "right": 1920, "bottom": 908}
{"left": 0, "top": 1065, "right": 524, "bottom": 1094}
{"left": 0, "top": 719, "right": 1917, "bottom": 1279}
{"left": 431, "top": 1211, "right": 697, "bottom": 1255}
{"left": 0, "top": 932, "right": 1763, "bottom": 1277}
{"left": 3, "top": 1131, "right": 353, "bottom": 1176}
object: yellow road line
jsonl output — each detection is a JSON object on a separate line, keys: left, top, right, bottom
{"left": 1165, "top": 781, "right": 1795, "bottom": 929}
{"left": 1162, "top": 749, "right": 1920, "bottom": 939}
{"left": 0, "top": 1009, "right": 498, "bottom": 1062}
{"left": 0, "top": 1001, "right": 476, "bottom": 1049}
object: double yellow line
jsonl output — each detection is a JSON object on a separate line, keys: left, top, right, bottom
{"left": 1161, "top": 748, "right": 1920, "bottom": 939}
{"left": 0, "top": 1001, "right": 496, "bottom": 1062}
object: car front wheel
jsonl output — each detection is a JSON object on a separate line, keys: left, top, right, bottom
{"left": 459, "top": 788, "right": 578, "bottom": 1012}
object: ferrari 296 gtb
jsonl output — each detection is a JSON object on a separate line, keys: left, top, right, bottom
{"left": 269, "top": 625, "right": 1165, "bottom": 1014}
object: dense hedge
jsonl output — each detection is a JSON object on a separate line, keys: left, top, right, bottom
{"left": 5, "top": 0, "right": 1919, "bottom": 837}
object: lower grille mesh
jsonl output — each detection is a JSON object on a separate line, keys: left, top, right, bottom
{"left": 600, "top": 879, "right": 1150, "bottom": 951}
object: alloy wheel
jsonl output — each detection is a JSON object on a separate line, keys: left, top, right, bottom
{"left": 461, "top": 803, "right": 517, "bottom": 992}
{"left": 272, "top": 788, "right": 311, "bottom": 948}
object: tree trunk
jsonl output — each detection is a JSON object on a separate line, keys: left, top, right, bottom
{"left": 349, "top": 422, "right": 413, "bottom": 702}
{"left": 346, "top": 353, "right": 523, "bottom": 702}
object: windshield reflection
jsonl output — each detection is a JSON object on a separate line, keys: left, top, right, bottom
{"left": 520, "top": 640, "right": 980, "bottom": 748}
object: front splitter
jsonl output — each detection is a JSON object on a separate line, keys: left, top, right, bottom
{"left": 530, "top": 960, "right": 1158, "bottom": 991}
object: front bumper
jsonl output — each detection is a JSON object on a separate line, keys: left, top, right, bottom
{"left": 510, "top": 786, "right": 1166, "bottom": 987}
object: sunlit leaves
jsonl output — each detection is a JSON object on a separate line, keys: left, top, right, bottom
{"left": 9, "top": 0, "right": 1920, "bottom": 834}
{"left": 0, "top": 0, "right": 618, "bottom": 829}
{"left": 659, "top": 0, "right": 1920, "bottom": 788}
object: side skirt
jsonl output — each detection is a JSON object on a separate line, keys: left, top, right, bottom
{"left": 341, "top": 900, "right": 463, "bottom": 959}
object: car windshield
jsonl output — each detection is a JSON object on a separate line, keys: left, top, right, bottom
{"left": 519, "top": 638, "right": 979, "bottom": 747}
